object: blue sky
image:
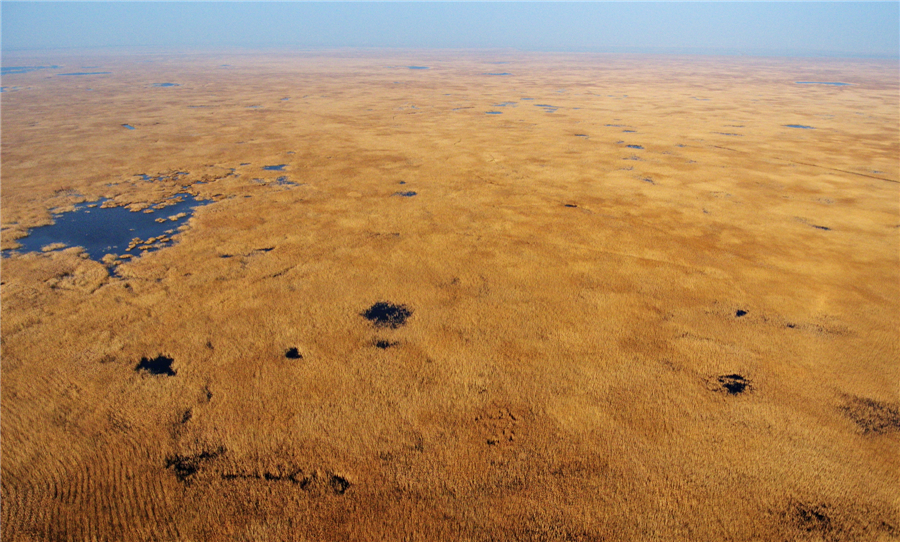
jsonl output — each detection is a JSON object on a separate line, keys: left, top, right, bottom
{"left": 2, "top": 2, "right": 898, "bottom": 58}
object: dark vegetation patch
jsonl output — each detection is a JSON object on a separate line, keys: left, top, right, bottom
{"left": 136, "top": 355, "right": 176, "bottom": 376}
{"left": 791, "top": 502, "right": 834, "bottom": 536}
{"left": 221, "top": 469, "right": 307, "bottom": 485}
{"left": 220, "top": 468, "right": 351, "bottom": 495}
{"left": 373, "top": 339, "right": 398, "bottom": 349}
{"left": 840, "top": 396, "right": 900, "bottom": 435}
{"left": 716, "top": 374, "right": 751, "bottom": 395}
{"left": 285, "top": 347, "right": 302, "bottom": 360}
{"left": 811, "top": 224, "right": 831, "bottom": 231}
{"left": 736, "top": 309, "right": 748, "bottom": 317}
{"left": 393, "top": 191, "right": 417, "bottom": 197}
{"left": 330, "top": 475, "right": 351, "bottom": 494}
{"left": 361, "top": 302, "right": 412, "bottom": 329}
{"left": 165, "top": 446, "right": 226, "bottom": 482}
{"left": 783, "top": 498, "right": 897, "bottom": 541}
{"left": 641, "top": 177, "right": 655, "bottom": 184}
{"left": 476, "top": 406, "right": 520, "bottom": 446}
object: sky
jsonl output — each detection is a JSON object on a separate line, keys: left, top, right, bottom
{"left": 2, "top": 2, "right": 898, "bottom": 58}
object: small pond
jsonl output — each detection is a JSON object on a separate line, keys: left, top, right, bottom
{"left": 3, "top": 194, "right": 210, "bottom": 265}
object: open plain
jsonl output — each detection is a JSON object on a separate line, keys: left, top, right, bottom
{"left": 1, "top": 50, "right": 898, "bottom": 541}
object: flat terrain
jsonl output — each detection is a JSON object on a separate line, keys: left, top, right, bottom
{"left": 1, "top": 50, "right": 898, "bottom": 541}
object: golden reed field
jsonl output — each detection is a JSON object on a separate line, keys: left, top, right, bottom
{"left": 1, "top": 50, "right": 898, "bottom": 541}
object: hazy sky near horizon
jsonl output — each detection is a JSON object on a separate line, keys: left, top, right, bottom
{"left": 2, "top": 2, "right": 898, "bottom": 58}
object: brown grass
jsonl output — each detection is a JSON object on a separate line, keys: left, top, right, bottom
{"left": 2, "top": 50, "right": 898, "bottom": 541}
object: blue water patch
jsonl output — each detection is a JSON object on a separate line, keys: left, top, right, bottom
{"left": 275, "top": 176, "right": 298, "bottom": 187}
{"left": 393, "top": 191, "right": 417, "bottom": 197}
{"left": 534, "top": 104, "right": 557, "bottom": 113}
{"left": 4, "top": 194, "right": 210, "bottom": 263}
{"left": 263, "top": 164, "right": 286, "bottom": 171}
{"left": 486, "top": 72, "right": 511, "bottom": 76}
{"left": 1, "top": 65, "right": 61, "bottom": 75}
{"left": 122, "top": 124, "right": 136, "bottom": 130}
{"left": 520, "top": 98, "right": 533, "bottom": 100}
{"left": 493, "top": 102, "right": 516, "bottom": 107}
{"left": 785, "top": 125, "right": 814, "bottom": 129}
{"left": 626, "top": 145, "right": 643, "bottom": 149}
{"left": 796, "top": 82, "right": 849, "bottom": 86}
{"left": 485, "top": 111, "right": 502, "bottom": 115}
{"left": 152, "top": 82, "right": 179, "bottom": 87}
{"left": 408, "top": 66, "right": 429, "bottom": 70}
{"left": 57, "top": 72, "right": 112, "bottom": 76}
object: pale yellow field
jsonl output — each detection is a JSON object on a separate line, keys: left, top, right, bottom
{"left": 1, "top": 50, "right": 898, "bottom": 541}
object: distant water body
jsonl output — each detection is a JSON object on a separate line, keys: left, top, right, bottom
{"left": 57, "top": 72, "right": 112, "bottom": 76}
{"left": 0, "top": 65, "right": 61, "bottom": 75}
{"left": 795, "top": 82, "right": 850, "bottom": 86}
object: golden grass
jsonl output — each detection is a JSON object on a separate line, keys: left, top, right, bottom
{"left": 2, "top": 50, "right": 898, "bottom": 541}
